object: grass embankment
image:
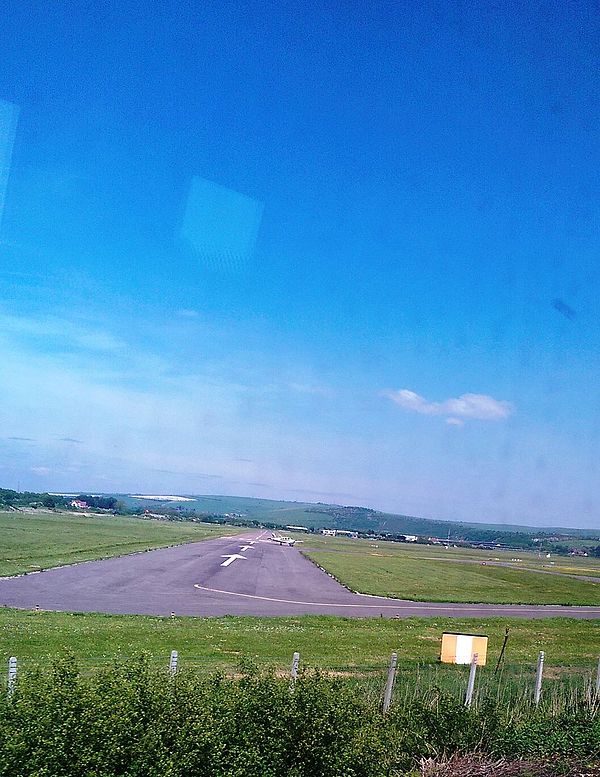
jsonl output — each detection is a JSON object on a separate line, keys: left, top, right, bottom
{"left": 302, "top": 539, "right": 600, "bottom": 605}
{"left": 1, "top": 609, "right": 598, "bottom": 672}
{"left": 0, "top": 511, "right": 239, "bottom": 577}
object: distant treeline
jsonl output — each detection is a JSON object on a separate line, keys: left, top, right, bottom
{"left": 0, "top": 488, "right": 68, "bottom": 510}
{"left": 0, "top": 489, "right": 118, "bottom": 511}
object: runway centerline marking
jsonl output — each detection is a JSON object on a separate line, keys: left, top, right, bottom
{"left": 239, "top": 545, "right": 254, "bottom": 551}
{"left": 220, "top": 554, "right": 247, "bottom": 567}
{"left": 192, "top": 585, "right": 595, "bottom": 613}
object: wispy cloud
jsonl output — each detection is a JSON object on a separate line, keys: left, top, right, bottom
{"left": 0, "top": 312, "right": 125, "bottom": 353}
{"left": 383, "top": 389, "right": 513, "bottom": 422}
{"left": 288, "top": 382, "right": 335, "bottom": 397}
{"left": 31, "top": 466, "right": 51, "bottom": 475}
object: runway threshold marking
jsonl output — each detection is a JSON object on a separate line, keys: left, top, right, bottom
{"left": 220, "top": 554, "right": 247, "bottom": 567}
{"left": 192, "top": 584, "right": 597, "bottom": 613}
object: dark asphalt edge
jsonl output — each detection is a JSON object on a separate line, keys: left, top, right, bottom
{"left": 300, "top": 550, "right": 361, "bottom": 594}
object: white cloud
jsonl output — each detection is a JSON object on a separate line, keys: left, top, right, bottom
{"left": 384, "top": 389, "right": 513, "bottom": 422}
{"left": 444, "top": 393, "right": 513, "bottom": 420}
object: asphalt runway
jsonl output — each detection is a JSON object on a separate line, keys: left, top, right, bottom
{"left": 1, "top": 531, "right": 599, "bottom": 618}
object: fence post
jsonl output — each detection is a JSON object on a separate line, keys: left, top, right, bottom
{"left": 494, "top": 627, "right": 510, "bottom": 675}
{"left": 534, "top": 651, "right": 545, "bottom": 705}
{"left": 7, "top": 657, "right": 17, "bottom": 698}
{"left": 596, "top": 656, "right": 600, "bottom": 696}
{"left": 465, "top": 653, "right": 478, "bottom": 707}
{"left": 169, "top": 650, "right": 178, "bottom": 676}
{"left": 382, "top": 652, "right": 398, "bottom": 713}
{"left": 290, "top": 651, "right": 300, "bottom": 682}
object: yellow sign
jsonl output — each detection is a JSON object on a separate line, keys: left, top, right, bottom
{"left": 440, "top": 632, "right": 488, "bottom": 666}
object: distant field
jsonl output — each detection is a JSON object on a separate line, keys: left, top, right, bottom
{"left": 302, "top": 533, "right": 600, "bottom": 573}
{"left": 0, "top": 609, "right": 598, "bottom": 672}
{"left": 0, "top": 511, "right": 239, "bottom": 577}
{"left": 302, "top": 536, "right": 600, "bottom": 605}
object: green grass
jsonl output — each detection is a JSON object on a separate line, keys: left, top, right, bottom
{"left": 0, "top": 609, "right": 598, "bottom": 672}
{"left": 303, "top": 533, "right": 600, "bottom": 571}
{"left": 303, "top": 546, "right": 600, "bottom": 605}
{"left": 0, "top": 510, "right": 239, "bottom": 577}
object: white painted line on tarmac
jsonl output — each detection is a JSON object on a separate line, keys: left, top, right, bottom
{"left": 220, "top": 554, "right": 247, "bottom": 567}
{"left": 192, "top": 585, "right": 600, "bottom": 613}
{"left": 240, "top": 545, "right": 254, "bottom": 551}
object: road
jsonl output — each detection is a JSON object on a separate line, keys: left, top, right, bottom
{"left": 1, "top": 531, "right": 599, "bottom": 618}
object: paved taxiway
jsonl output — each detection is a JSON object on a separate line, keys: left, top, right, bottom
{"left": 1, "top": 532, "right": 599, "bottom": 618}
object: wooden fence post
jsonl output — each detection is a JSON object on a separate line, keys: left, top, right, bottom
{"left": 382, "top": 652, "right": 398, "bottom": 713}
{"left": 465, "top": 653, "right": 478, "bottom": 707}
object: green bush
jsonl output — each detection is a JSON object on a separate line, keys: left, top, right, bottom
{"left": 0, "top": 657, "right": 599, "bottom": 776}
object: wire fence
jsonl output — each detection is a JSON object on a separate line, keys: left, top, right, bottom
{"left": 5, "top": 650, "right": 600, "bottom": 715}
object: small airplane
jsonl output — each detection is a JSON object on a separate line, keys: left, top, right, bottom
{"left": 270, "top": 533, "right": 303, "bottom": 546}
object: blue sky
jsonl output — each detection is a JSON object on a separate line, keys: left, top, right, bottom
{"left": 1, "top": 1, "right": 599, "bottom": 528}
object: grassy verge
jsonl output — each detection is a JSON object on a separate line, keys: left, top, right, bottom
{"left": 0, "top": 510, "right": 240, "bottom": 577}
{"left": 303, "top": 548, "right": 600, "bottom": 605}
{"left": 1, "top": 609, "right": 598, "bottom": 671}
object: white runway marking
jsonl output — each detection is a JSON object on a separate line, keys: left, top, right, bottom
{"left": 192, "top": 585, "right": 598, "bottom": 613}
{"left": 220, "top": 554, "right": 247, "bottom": 567}
{"left": 239, "top": 545, "right": 254, "bottom": 551}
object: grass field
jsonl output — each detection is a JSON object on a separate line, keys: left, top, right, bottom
{"left": 1, "top": 609, "right": 598, "bottom": 672}
{"left": 0, "top": 510, "right": 239, "bottom": 577}
{"left": 301, "top": 536, "right": 600, "bottom": 605}
{"left": 303, "top": 533, "right": 600, "bottom": 573}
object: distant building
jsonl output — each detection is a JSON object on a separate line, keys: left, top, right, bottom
{"left": 401, "top": 534, "right": 418, "bottom": 542}
{"left": 70, "top": 500, "right": 88, "bottom": 509}
{"left": 336, "top": 530, "right": 358, "bottom": 539}
{"left": 321, "top": 529, "right": 336, "bottom": 536}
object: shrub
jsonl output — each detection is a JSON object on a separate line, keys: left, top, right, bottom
{"left": 0, "top": 658, "right": 598, "bottom": 776}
